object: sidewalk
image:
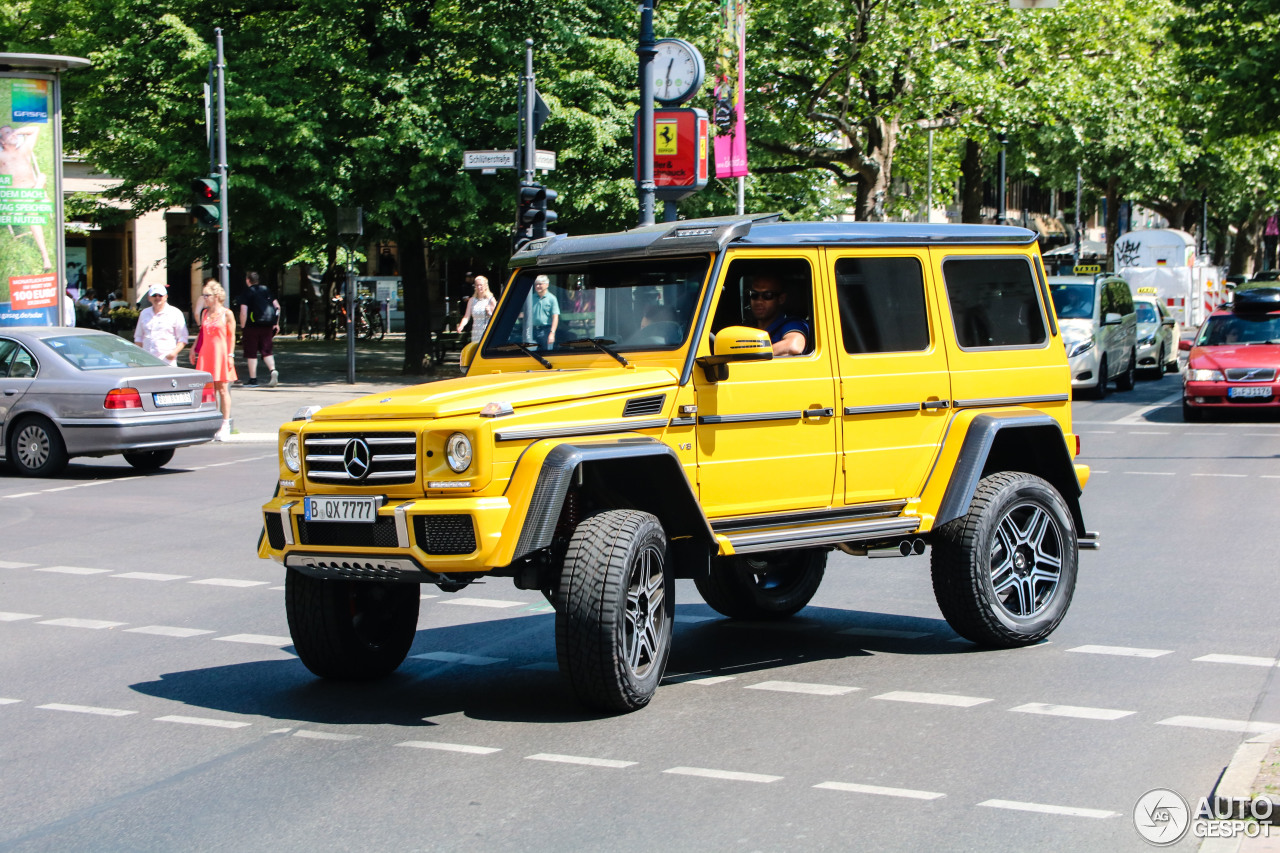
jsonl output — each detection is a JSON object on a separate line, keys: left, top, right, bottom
{"left": 220, "top": 334, "right": 457, "bottom": 440}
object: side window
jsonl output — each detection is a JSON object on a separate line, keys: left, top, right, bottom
{"left": 0, "top": 339, "right": 16, "bottom": 377}
{"left": 833, "top": 256, "right": 929, "bottom": 354}
{"left": 943, "top": 257, "right": 1047, "bottom": 349}
{"left": 1100, "top": 283, "right": 1114, "bottom": 316}
{"left": 7, "top": 344, "right": 37, "bottom": 378}
{"left": 1117, "top": 283, "right": 1134, "bottom": 315}
{"left": 712, "top": 258, "right": 815, "bottom": 355}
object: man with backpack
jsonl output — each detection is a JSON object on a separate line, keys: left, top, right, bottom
{"left": 238, "top": 270, "right": 281, "bottom": 386}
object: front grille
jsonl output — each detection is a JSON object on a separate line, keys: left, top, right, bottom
{"left": 414, "top": 515, "right": 477, "bottom": 555}
{"left": 623, "top": 394, "right": 666, "bottom": 417}
{"left": 297, "top": 517, "right": 400, "bottom": 548}
{"left": 264, "top": 513, "right": 285, "bottom": 549}
{"left": 1225, "top": 368, "right": 1277, "bottom": 382}
{"left": 304, "top": 431, "right": 417, "bottom": 485}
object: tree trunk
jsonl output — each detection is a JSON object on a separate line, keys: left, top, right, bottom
{"left": 960, "top": 138, "right": 983, "bottom": 224}
{"left": 398, "top": 216, "right": 433, "bottom": 375}
{"left": 852, "top": 116, "right": 897, "bottom": 221}
{"left": 321, "top": 240, "right": 339, "bottom": 340}
{"left": 1104, "top": 177, "right": 1121, "bottom": 272}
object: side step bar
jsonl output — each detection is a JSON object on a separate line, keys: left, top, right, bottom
{"left": 726, "top": 516, "right": 920, "bottom": 555}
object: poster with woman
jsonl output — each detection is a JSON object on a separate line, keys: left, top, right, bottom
{"left": 0, "top": 74, "right": 60, "bottom": 325}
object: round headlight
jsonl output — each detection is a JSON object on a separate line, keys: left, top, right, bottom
{"left": 445, "top": 432, "right": 473, "bottom": 473}
{"left": 283, "top": 434, "right": 301, "bottom": 473}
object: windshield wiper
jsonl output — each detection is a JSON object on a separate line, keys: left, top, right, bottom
{"left": 493, "top": 342, "right": 554, "bottom": 369}
{"left": 564, "top": 337, "right": 629, "bottom": 367}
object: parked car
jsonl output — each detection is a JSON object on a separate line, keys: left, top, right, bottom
{"left": 0, "top": 327, "right": 221, "bottom": 476}
{"left": 1133, "top": 292, "right": 1180, "bottom": 377}
{"left": 1181, "top": 288, "right": 1280, "bottom": 421}
{"left": 1048, "top": 274, "right": 1138, "bottom": 397}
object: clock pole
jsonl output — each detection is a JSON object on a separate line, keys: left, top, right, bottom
{"left": 637, "top": 0, "right": 657, "bottom": 226}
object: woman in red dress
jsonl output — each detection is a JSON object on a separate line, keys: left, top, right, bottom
{"left": 196, "top": 281, "right": 237, "bottom": 441}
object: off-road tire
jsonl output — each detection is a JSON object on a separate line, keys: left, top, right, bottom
{"left": 285, "top": 569, "right": 419, "bottom": 680}
{"left": 930, "top": 472, "right": 1077, "bottom": 647}
{"left": 695, "top": 550, "right": 826, "bottom": 620}
{"left": 123, "top": 448, "right": 175, "bottom": 471}
{"left": 555, "top": 510, "right": 672, "bottom": 713}
{"left": 9, "top": 416, "right": 68, "bottom": 477}
{"left": 1116, "top": 350, "right": 1136, "bottom": 391}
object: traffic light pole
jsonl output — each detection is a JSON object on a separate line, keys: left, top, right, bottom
{"left": 214, "top": 28, "right": 230, "bottom": 292}
{"left": 637, "top": 0, "right": 656, "bottom": 226}
{"left": 523, "top": 40, "right": 535, "bottom": 185}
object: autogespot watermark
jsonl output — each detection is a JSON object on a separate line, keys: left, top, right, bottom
{"left": 1133, "top": 787, "right": 1275, "bottom": 845}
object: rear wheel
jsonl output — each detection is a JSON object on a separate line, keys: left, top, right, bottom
{"left": 8, "top": 416, "right": 67, "bottom": 477}
{"left": 930, "top": 472, "right": 1078, "bottom": 647}
{"left": 123, "top": 448, "right": 175, "bottom": 471}
{"left": 1116, "top": 350, "right": 1136, "bottom": 391}
{"left": 695, "top": 550, "right": 826, "bottom": 619}
{"left": 285, "top": 569, "right": 419, "bottom": 679}
{"left": 555, "top": 510, "right": 672, "bottom": 712}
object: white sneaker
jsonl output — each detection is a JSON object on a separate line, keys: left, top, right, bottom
{"left": 214, "top": 421, "right": 231, "bottom": 442}
{"left": 267, "top": 369, "right": 279, "bottom": 387}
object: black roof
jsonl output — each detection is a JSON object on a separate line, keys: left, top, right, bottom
{"left": 510, "top": 215, "right": 1039, "bottom": 268}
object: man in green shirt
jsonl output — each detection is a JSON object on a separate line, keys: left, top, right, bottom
{"left": 530, "top": 274, "right": 560, "bottom": 350}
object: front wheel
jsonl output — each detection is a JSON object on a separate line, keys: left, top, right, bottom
{"left": 123, "top": 448, "right": 175, "bottom": 471}
{"left": 555, "top": 510, "right": 673, "bottom": 712}
{"left": 695, "top": 550, "right": 826, "bottom": 619}
{"left": 930, "top": 472, "right": 1078, "bottom": 647}
{"left": 1091, "top": 356, "right": 1108, "bottom": 399}
{"left": 1116, "top": 350, "right": 1136, "bottom": 391}
{"left": 8, "top": 416, "right": 68, "bottom": 477}
{"left": 285, "top": 569, "right": 419, "bottom": 679}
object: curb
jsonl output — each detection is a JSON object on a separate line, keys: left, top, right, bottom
{"left": 1200, "top": 730, "right": 1280, "bottom": 853}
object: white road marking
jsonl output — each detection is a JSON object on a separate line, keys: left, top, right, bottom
{"left": 1130, "top": 431, "right": 1169, "bottom": 435}
{"left": 44, "top": 482, "right": 109, "bottom": 492}
{"left": 526, "top": 753, "right": 637, "bottom": 769}
{"left": 839, "top": 627, "right": 932, "bottom": 639}
{"left": 1082, "top": 430, "right": 1115, "bottom": 434}
{"left": 293, "top": 730, "right": 361, "bottom": 741}
{"left": 1157, "top": 716, "right": 1280, "bottom": 734}
{"left": 1194, "top": 654, "right": 1278, "bottom": 667}
{"left": 2, "top": 492, "right": 39, "bottom": 498}
{"left": 0, "top": 698, "right": 22, "bottom": 705}
{"left": 1089, "top": 470, "right": 1109, "bottom": 474}
{"left": 674, "top": 614, "right": 716, "bottom": 623}
{"left": 1010, "top": 703, "right": 1136, "bottom": 721}
{"left": 269, "top": 586, "right": 285, "bottom": 591}
{"left": 1066, "top": 644, "right": 1172, "bottom": 658}
{"left": 113, "top": 572, "right": 189, "bottom": 582}
{"left": 664, "top": 766, "right": 782, "bottom": 784}
{"left": 125, "top": 626, "right": 215, "bottom": 638}
{"left": 814, "top": 781, "right": 945, "bottom": 800}
{"left": 410, "top": 651, "right": 505, "bottom": 666}
{"left": 0, "top": 612, "right": 40, "bottom": 621}
{"left": 192, "top": 578, "right": 270, "bottom": 588}
{"left": 439, "top": 597, "right": 524, "bottom": 609}
{"left": 873, "top": 691, "right": 991, "bottom": 707}
{"left": 1115, "top": 392, "right": 1183, "bottom": 425}
{"left": 979, "top": 799, "right": 1116, "bottom": 819}
{"left": 419, "top": 594, "right": 439, "bottom": 600}
{"left": 38, "top": 617, "right": 124, "bottom": 630}
{"left": 37, "top": 566, "right": 110, "bottom": 575}
{"left": 215, "top": 634, "right": 292, "bottom": 646}
{"left": 746, "top": 681, "right": 860, "bottom": 696}
{"left": 0, "top": 560, "right": 35, "bottom": 568}
{"left": 155, "top": 715, "right": 251, "bottom": 729}
{"left": 397, "top": 740, "right": 501, "bottom": 755}
{"left": 664, "top": 674, "right": 736, "bottom": 685}
{"left": 1123, "top": 471, "right": 1176, "bottom": 476}
{"left": 1263, "top": 475, "right": 1280, "bottom": 480}
{"left": 1185, "top": 433, "right": 1224, "bottom": 436}
{"left": 1191, "top": 472, "right": 1248, "bottom": 478}
{"left": 39, "top": 703, "right": 136, "bottom": 717}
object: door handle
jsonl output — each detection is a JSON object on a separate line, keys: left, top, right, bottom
{"left": 921, "top": 400, "right": 951, "bottom": 410}
{"left": 3, "top": 389, "right": 16, "bottom": 396}
{"left": 804, "top": 407, "right": 835, "bottom": 419}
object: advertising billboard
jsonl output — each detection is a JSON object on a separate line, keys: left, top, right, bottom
{"left": 0, "top": 75, "right": 60, "bottom": 326}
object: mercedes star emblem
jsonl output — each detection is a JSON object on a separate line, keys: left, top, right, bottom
{"left": 342, "top": 438, "right": 372, "bottom": 481}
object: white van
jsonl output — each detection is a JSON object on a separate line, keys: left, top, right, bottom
{"left": 1048, "top": 275, "right": 1138, "bottom": 397}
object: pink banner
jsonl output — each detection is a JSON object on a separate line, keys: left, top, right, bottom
{"left": 713, "top": 0, "right": 749, "bottom": 178}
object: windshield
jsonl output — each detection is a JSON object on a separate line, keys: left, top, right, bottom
{"left": 482, "top": 257, "right": 710, "bottom": 358}
{"left": 1049, "top": 284, "right": 1094, "bottom": 319}
{"left": 44, "top": 334, "right": 171, "bottom": 370}
{"left": 1135, "top": 302, "right": 1159, "bottom": 323}
{"left": 1196, "top": 314, "right": 1280, "bottom": 346}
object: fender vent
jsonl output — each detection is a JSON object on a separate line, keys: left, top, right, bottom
{"left": 263, "top": 513, "right": 285, "bottom": 550}
{"left": 623, "top": 394, "right": 666, "bottom": 417}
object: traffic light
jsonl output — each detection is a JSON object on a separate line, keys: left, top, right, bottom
{"left": 516, "top": 182, "right": 559, "bottom": 243}
{"left": 190, "top": 176, "right": 221, "bottom": 228}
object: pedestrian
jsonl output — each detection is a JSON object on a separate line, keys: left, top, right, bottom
{"left": 133, "top": 284, "right": 188, "bottom": 365}
{"left": 456, "top": 275, "right": 497, "bottom": 343}
{"left": 1265, "top": 211, "right": 1279, "bottom": 271}
{"left": 62, "top": 288, "right": 75, "bottom": 326}
{"left": 197, "top": 280, "right": 237, "bottom": 442}
{"left": 237, "top": 270, "right": 281, "bottom": 386}
{"left": 529, "top": 274, "right": 559, "bottom": 350}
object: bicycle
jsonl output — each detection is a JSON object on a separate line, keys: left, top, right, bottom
{"left": 356, "top": 297, "right": 386, "bottom": 341}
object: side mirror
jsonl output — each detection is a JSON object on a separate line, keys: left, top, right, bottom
{"left": 1161, "top": 317, "right": 1176, "bottom": 327}
{"left": 695, "top": 326, "right": 772, "bottom": 381}
{"left": 1102, "top": 312, "right": 1122, "bottom": 326}
{"left": 460, "top": 342, "right": 478, "bottom": 369}
{"left": 1178, "top": 339, "right": 1192, "bottom": 352}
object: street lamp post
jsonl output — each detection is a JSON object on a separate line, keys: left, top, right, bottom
{"left": 637, "top": 0, "right": 656, "bottom": 226}
{"left": 996, "top": 133, "right": 1009, "bottom": 226}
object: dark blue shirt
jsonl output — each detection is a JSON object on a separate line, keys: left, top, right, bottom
{"left": 766, "top": 313, "right": 809, "bottom": 348}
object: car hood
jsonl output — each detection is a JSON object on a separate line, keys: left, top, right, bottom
{"left": 1187, "top": 344, "right": 1280, "bottom": 372}
{"left": 1058, "top": 318, "right": 1095, "bottom": 338}
{"left": 312, "top": 367, "right": 679, "bottom": 421}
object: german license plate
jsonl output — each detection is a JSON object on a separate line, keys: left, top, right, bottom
{"left": 153, "top": 391, "right": 192, "bottom": 407}
{"left": 304, "top": 496, "right": 379, "bottom": 522}
{"left": 1228, "top": 386, "right": 1272, "bottom": 399}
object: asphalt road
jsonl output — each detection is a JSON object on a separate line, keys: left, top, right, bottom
{"left": 1, "top": 371, "right": 1278, "bottom": 852}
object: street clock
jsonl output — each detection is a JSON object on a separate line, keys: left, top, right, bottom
{"left": 653, "top": 38, "right": 705, "bottom": 106}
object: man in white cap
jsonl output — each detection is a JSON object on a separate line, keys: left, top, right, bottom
{"left": 133, "top": 284, "right": 188, "bottom": 365}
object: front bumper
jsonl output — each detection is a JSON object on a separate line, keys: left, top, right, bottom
{"left": 1068, "top": 350, "right": 1101, "bottom": 389}
{"left": 1183, "top": 380, "right": 1280, "bottom": 409}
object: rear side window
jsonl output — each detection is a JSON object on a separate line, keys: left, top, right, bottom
{"left": 943, "top": 257, "right": 1047, "bottom": 349}
{"left": 833, "top": 257, "right": 929, "bottom": 354}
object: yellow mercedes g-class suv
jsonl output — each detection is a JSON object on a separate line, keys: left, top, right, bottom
{"left": 260, "top": 215, "right": 1095, "bottom": 712}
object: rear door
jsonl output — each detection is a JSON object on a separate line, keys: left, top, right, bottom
{"left": 0, "top": 339, "right": 37, "bottom": 444}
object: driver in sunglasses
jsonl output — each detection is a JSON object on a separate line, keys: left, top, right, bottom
{"left": 747, "top": 274, "right": 808, "bottom": 356}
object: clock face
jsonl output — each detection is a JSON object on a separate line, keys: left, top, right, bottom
{"left": 654, "top": 39, "right": 704, "bottom": 105}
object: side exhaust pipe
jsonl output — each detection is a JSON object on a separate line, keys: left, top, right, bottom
{"left": 838, "top": 538, "right": 927, "bottom": 558}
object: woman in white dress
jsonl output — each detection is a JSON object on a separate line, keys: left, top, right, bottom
{"left": 456, "top": 275, "right": 497, "bottom": 343}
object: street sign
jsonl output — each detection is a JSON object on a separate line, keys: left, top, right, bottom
{"left": 634, "top": 108, "right": 709, "bottom": 201}
{"left": 463, "top": 149, "right": 556, "bottom": 172}
{"left": 534, "top": 149, "right": 556, "bottom": 171}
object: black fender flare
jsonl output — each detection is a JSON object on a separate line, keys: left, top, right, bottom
{"left": 934, "top": 412, "right": 1086, "bottom": 535}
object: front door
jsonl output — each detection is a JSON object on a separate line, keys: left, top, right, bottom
{"left": 0, "top": 339, "right": 36, "bottom": 446}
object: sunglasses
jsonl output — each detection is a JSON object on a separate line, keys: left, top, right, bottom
{"left": 747, "top": 290, "right": 780, "bottom": 301}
